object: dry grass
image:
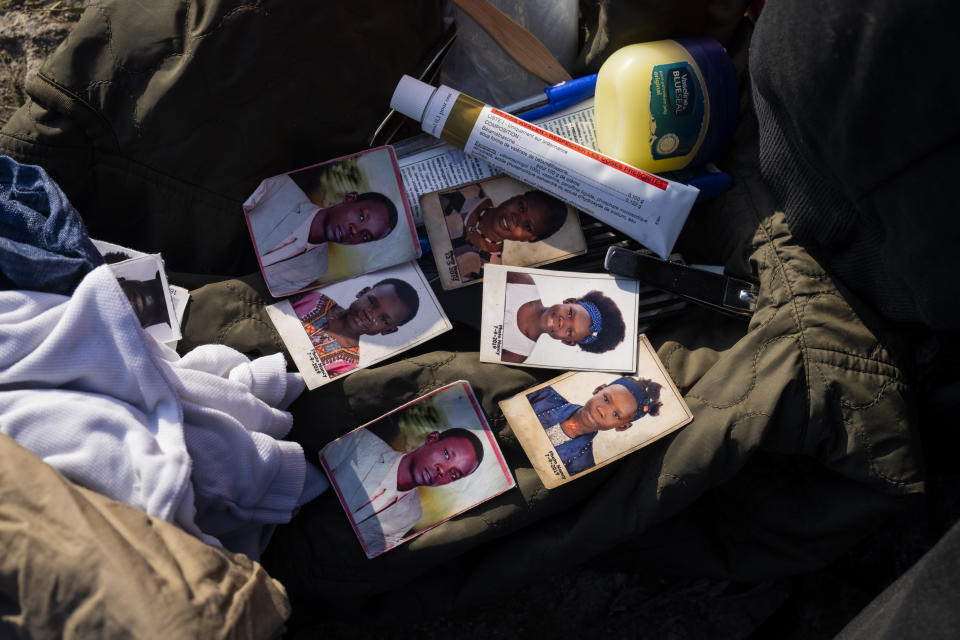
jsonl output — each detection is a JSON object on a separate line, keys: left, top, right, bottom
{"left": 0, "top": 0, "right": 84, "bottom": 128}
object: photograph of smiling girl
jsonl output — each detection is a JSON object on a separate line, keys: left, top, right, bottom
{"left": 420, "top": 175, "right": 586, "bottom": 290}
{"left": 479, "top": 264, "right": 641, "bottom": 372}
{"left": 243, "top": 146, "right": 420, "bottom": 297}
{"left": 499, "top": 337, "right": 693, "bottom": 488}
{"left": 265, "top": 261, "right": 451, "bottom": 389}
{"left": 319, "top": 380, "right": 515, "bottom": 558}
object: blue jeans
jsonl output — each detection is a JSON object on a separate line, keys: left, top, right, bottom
{"left": 0, "top": 155, "right": 103, "bottom": 295}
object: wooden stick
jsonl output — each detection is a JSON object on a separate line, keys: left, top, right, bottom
{"left": 451, "top": 0, "right": 572, "bottom": 86}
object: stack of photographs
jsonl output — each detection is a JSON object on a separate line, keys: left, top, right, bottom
{"left": 247, "top": 129, "right": 695, "bottom": 558}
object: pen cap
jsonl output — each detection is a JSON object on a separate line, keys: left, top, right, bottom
{"left": 390, "top": 75, "right": 436, "bottom": 122}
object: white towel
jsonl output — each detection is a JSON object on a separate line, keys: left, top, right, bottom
{"left": 0, "top": 265, "right": 326, "bottom": 557}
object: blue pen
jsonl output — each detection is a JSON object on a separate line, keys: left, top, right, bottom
{"left": 503, "top": 74, "right": 599, "bottom": 122}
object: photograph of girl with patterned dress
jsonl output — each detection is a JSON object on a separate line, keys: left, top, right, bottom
{"left": 264, "top": 261, "right": 451, "bottom": 389}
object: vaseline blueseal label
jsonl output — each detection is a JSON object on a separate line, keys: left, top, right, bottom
{"left": 649, "top": 62, "right": 705, "bottom": 160}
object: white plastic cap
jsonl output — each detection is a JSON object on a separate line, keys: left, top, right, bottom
{"left": 390, "top": 75, "right": 436, "bottom": 122}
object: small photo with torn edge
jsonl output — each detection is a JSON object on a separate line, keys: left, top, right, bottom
{"left": 499, "top": 336, "right": 692, "bottom": 488}
{"left": 319, "top": 380, "right": 515, "bottom": 558}
{"left": 479, "top": 264, "right": 640, "bottom": 372}
{"left": 104, "top": 253, "right": 182, "bottom": 344}
{"left": 93, "top": 239, "right": 189, "bottom": 346}
{"left": 243, "top": 146, "right": 420, "bottom": 297}
{"left": 265, "top": 261, "right": 451, "bottom": 389}
{"left": 421, "top": 175, "right": 586, "bottom": 290}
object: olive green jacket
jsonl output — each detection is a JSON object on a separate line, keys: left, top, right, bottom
{"left": 0, "top": 0, "right": 923, "bottom": 633}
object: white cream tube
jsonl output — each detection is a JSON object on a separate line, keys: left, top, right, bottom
{"left": 390, "top": 75, "right": 699, "bottom": 259}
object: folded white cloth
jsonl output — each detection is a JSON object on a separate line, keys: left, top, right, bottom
{"left": 0, "top": 265, "right": 327, "bottom": 557}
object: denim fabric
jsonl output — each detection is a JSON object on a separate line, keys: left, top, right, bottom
{"left": 0, "top": 155, "right": 103, "bottom": 295}
{"left": 526, "top": 386, "right": 596, "bottom": 476}
{"left": 526, "top": 385, "right": 580, "bottom": 430}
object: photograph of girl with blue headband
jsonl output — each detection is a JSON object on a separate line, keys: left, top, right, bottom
{"left": 498, "top": 337, "right": 693, "bottom": 488}
{"left": 479, "top": 265, "right": 640, "bottom": 372}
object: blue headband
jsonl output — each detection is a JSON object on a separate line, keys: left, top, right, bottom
{"left": 577, "top": 300, "right": 603, "bottom": 345}
{"left": 611, "top": 377, "right": 649, "bottom": 421}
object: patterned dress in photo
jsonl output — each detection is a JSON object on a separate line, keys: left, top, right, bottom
{"left": 298, "top": 293, "right": 360, "bottom": 378}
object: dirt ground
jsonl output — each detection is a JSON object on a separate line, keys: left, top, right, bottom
{"left": 3, "top": 3, "right": 957, "bottom": 639}
{"left": 0, "top": 0, "right": 84, "bottom": 128}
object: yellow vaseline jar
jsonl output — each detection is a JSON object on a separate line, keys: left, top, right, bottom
{"left": 595, "top": 38, "right": 739, "bottom": 172}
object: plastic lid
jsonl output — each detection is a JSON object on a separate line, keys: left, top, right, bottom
{"left": 390, "top": 75, "right": 436, "bottom": 122}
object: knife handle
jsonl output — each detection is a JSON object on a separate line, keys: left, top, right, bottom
{"left": 604, "top": 246, "right": 757, "bottom": 319}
